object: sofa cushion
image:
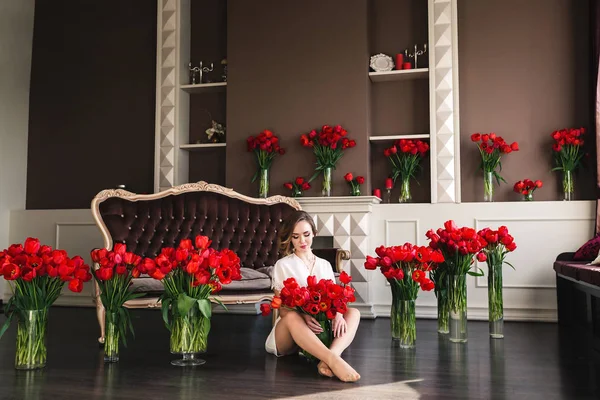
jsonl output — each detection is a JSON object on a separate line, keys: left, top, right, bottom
{"left": 554, "top": 260, "right": 600, "bottom": 286}
{"left": 220, "top": 268, "right": 271, "bottom": 291}
{"left": 130, "top": 267, "right": 272, "bottom": 294}
{"left": 573, "top": 235, "right": 600, "bottom": 261}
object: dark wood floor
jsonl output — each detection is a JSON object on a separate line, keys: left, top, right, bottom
{"left": 0, "top": 307, "right": 598, "bottom": 400}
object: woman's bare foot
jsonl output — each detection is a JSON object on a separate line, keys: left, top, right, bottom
{"left": 317, "top": 361, "right": 334, "bottom": 377}
{"left": 327, "top": 355, "right": 360, "bottom": 382}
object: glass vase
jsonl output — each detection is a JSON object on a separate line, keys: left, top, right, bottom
{"left": 448, "top": 274, "right": 468, "bottom": 343}
{"left": 170, "top": 307, "right": 210, "bottom": 366}
{"left": 384, "top": 188, "right": 392, "bottom": 204}
{"left": 258, "top": 168, "right": 269, "bottom": 198}
{"left": 15, "top": 309, "right": 48, "bottom": 370}
{"left": 399, "top": 176, "right": 412, "bottom": 203}
{"left": 522, "top": 193, "right": 533, "bottom": 201}
{"left": 562, "top": 170, "right": 574, "bottom": 201}
{"left": 488, "top": 261, "right": 504, "bottom": 339}
{"left": 300, "top": 317, "right": 332, "bottom": 362}
{"left": 292, "top": 187, "right": 302, "bottom": 197}
{"left": 436, "top": 289, "right": 450, "bottom": 334}
{"left": 484, "top": 171, "right": 494, "bottom": 202}
{"left": 351, "top": 185, "right": 361, "bottom": 196}
{"left": 322, "top": 167, "right": 332, "bottom": 197}
{"left": 390, "top": 295, "right": 416, "bottom": 348}
{"left": 104, "top": 312, "right": 120, "bottom": 363}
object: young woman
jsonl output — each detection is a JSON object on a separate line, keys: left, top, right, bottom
{"left": 264, "top": 210, "right": 361, "bottom": 382}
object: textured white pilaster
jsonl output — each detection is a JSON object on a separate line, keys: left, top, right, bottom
{"left": 429, "top": 0, "right": 461, "bottom": 203}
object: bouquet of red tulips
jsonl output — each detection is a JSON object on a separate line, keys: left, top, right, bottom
{"left": 260, "top": 272, "right": 355, "bottom": 360}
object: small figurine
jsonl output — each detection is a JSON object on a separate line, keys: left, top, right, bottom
{"left": 205, "top": 120, "right": 226, "bottom": 143}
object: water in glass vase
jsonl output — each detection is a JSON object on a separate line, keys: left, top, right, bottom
{"left": 448, "top": 274, "right": 468, "bottom": 343}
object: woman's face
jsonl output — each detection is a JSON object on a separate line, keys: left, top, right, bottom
{"left": 291, "top": 220, "right": 314, "bottom": 254}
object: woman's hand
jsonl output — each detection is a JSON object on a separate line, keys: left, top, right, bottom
{"left": 332, "top": 312, "right": 347, "bottom": 338}
{"left": 301, "top": 314, "right": 324, "bottom": 334}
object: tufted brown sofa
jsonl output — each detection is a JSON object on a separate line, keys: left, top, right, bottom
{"left": 90, "top": 181, "right": 350, "bottom": 344}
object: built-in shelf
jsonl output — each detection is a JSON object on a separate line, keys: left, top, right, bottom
{"left": 180, "top": 82, "right": 227, "bottom": 93}
{"left": 368, "top": 68, "right": 429, "bottom": 83}
{"left": 369, "top": 134, "right": 430, "bottom": 141}
{"left": 180, "top": 143, "right": 226, "bottom": 150}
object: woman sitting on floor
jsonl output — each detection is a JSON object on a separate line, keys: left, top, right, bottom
{"left": 264, "top": 210, "right": 361, "bottom": 382}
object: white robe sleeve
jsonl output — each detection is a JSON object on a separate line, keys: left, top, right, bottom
{"left": 271, "top": 258, "right": 289, "bottom": 291}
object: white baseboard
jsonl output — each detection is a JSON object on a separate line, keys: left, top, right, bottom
{"left": 373, "top": 304, "right": 557, "bottom": 322}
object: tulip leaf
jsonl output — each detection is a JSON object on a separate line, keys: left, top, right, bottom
{"left": 197, "top": 298, "right": 212, "bottom": 319}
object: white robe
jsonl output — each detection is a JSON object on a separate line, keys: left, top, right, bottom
{"left": 265, "top": 253, "right": 335, "bottom": 356}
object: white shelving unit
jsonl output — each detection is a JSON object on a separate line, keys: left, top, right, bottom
{"left": 369, "top": 134, "right": 430, "bottom": 141}
{"left": 180, "top": 82, "right": 227, "bottom": 93}
{"left": 368, "top": 68, "right": 429, "bottom": 83}
{"left": 180, "top": 143, "right": 226, "bottom": 150}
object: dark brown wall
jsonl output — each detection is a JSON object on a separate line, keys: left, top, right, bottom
{"left": 226, "top": 0, "right": 370, "bottom": 197}
{"left": 26, "top": 0, "right": 157, "bottom": 209}
{"left": 458, "top": 0, "right": 594, "bottom": 202}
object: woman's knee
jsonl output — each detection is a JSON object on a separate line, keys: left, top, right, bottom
{"left": 346, "top": 307, "right": 360, "bottom": 320}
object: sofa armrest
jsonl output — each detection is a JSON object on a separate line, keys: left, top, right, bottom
{"left": 313, "top": 248, "right": 351, "bottom": 273}
{"left": 556, "top": 252, "right": 576, "bottom": 262}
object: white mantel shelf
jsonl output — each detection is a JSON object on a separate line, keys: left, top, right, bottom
{"left": 295, "top": 196, "right": 381, "bottom": 214}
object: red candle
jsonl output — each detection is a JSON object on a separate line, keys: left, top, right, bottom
{"left": 402, "top": 61, "right": 412, "bottom": 70}
{"left": 385, "top": 178, "right": 393, "bottom": 189}
{"left": 395, "top": 54, "right": 404, "bottom": 70}
{"left": 373, "top": 188, "right": 382, "bottom": 199}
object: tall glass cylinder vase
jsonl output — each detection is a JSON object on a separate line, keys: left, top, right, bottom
{"left": 436, "top": 290, "right": 449, "bottom": 334}
{"left": 170, "top": 306, "right": 210, "bottom": 366}
{"left": 258, "top": 168, "right": 269, "bottom": 198}
{"left": 488, "top": 261, "right": 504, "bottom": 338}
{"left": 448, "top": 274, "right": 468, "bottom": 343}
{"left": 104, "top": 312, "right": 120, "bottom": 362}
{"left": 483, "top": 171, "right": 494, "bottom": 202}
{"left": 398, "top": 176, "right": 412, "bottom": 203}
{"left": 15, "top": 309, "right": 48, "bottom": 370}
{"left": 322, "top": 167, "right": 332, "bottom": 197}
{"left": 390, "top": 291, "right": 416, "bottom": 348}
{"left": 562, "top": 170, "right": 574, "bottom": 201}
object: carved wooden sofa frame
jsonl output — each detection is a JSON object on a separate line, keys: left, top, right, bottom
{"left": 90, "top": 181, "right": 350, "bottom": 344}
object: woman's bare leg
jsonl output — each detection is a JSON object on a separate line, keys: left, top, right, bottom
{"left": 275, "top": 311, "right": 360, "bottom": 382}
{"left": 318, "top": 308, "right": 361, "bottom": 377}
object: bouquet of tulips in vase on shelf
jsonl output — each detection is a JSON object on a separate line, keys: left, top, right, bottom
{"left": 143, "top": 235, "right": 242, "bottom": 366}
{"left": 0, "top": 238, "right": 92, "bottom": 370}
{"left": 260, "top": 272, "right": 355, "bottom": 361}
{"left": 477, "top": 226, "right": 516, "bottom": 339}
{"left": 364, "top": 243, "right": 443, "bottom": 348}
{"left": 551, "top": 127, "right": 585, "bottom": 201}
{"left": 471, "top": 133, "right": 519, "bottom": 202}
{"left": 284, "top": 177, "right": 311, "bottom": 197}
{"left": 426, "top": 220, "right": 486, "bottom": 342}
{"left": 300, "top": 125, "right": 356, "bottom": 197}
{"left": 384, "top": 139, "right": 429, "bottom": 203}
{"left": 513, "top": 179, "right": 542, "bottom": 201}
{"left": 247, "top": 130, "right": 285, "bottom": 198}
{"left": 90, "top": 243, "right": 148, "bottom": 362}
{"left": 344, "top": 173, "right": 364, "bottom": 196}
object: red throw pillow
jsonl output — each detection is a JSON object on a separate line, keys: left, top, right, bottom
{"left": 573, "top": 235, "right": 600, "bottom": 261}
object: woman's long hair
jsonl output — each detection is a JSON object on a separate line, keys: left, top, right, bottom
{"left": 278, "top": 210, "right": 317, "bottom": 257}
